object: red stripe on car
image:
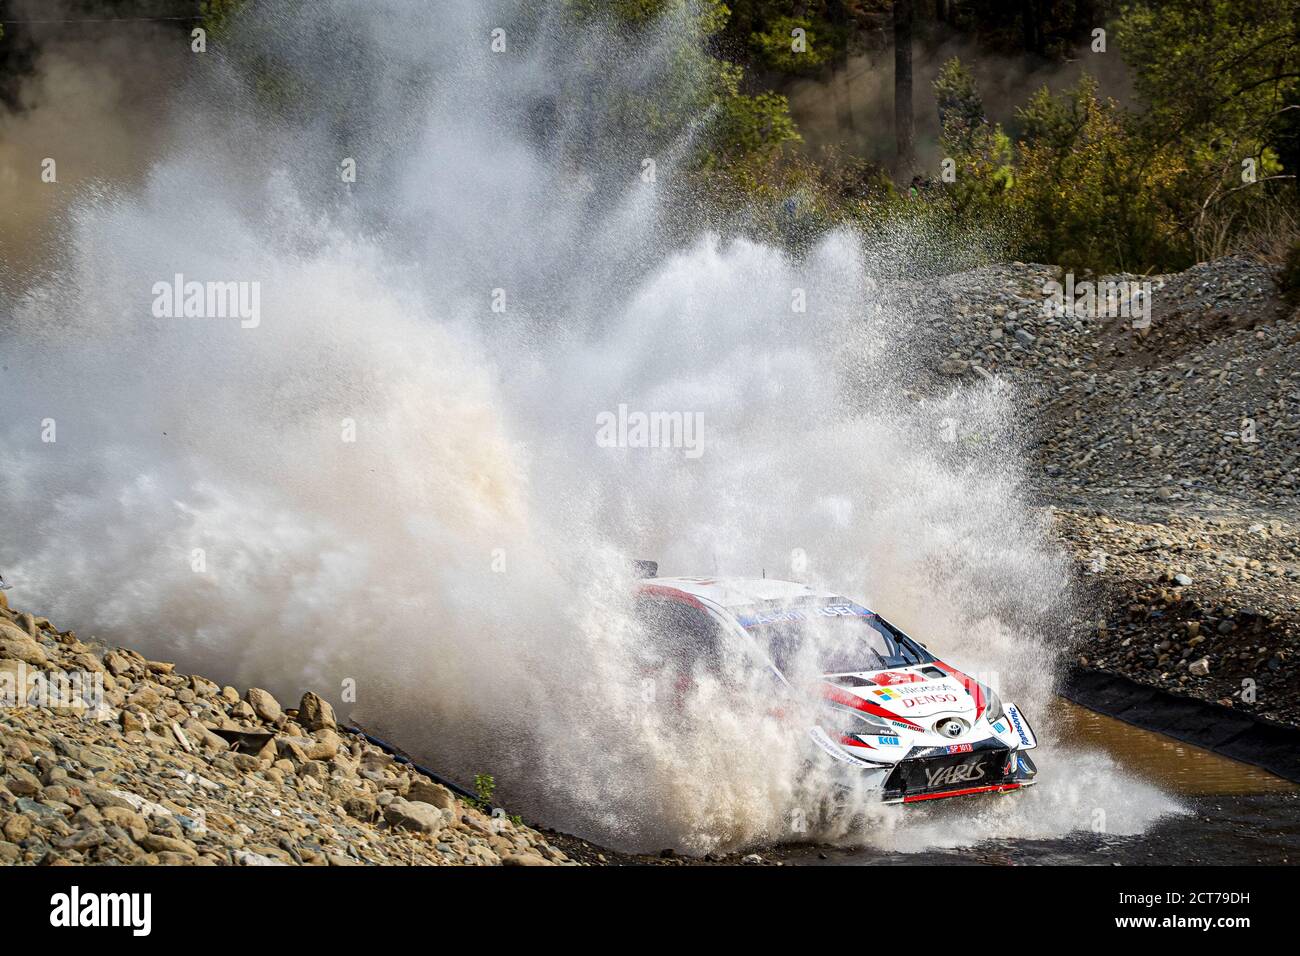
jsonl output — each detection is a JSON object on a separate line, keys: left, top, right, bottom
{"left": 634, "top": 584, "right": 708, "bottom": 611}
{"left": 902, "top": 783, "right": 1021, "bottom": 803}
{"left": 821, "top": 683, "right": 924, "bottom": 731}
{"left": 934, "top": 662, "right": 986, "bottom": 721}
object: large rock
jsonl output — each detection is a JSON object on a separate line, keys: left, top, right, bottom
{"left": 305, "top": 729, "right": 341, "bottom": 761}
{"left": 126, "top": 686, "right": 162, "bottom": 710}
{"left": 382, "top": 797, "right": 450, "bottom": 834}
{"left": 245, "top": 687, "right": 282, "bottom": 724}
{"left": 5, "top": 766, "right": 41, "bottom": 798}
{"left": 298, "top": 692, "right": 337, "bottom": 731}
{"left": 407, "top": 779, "right": 457, "bottom": 812}
{"left": 343, "top": 795, "right": 377, "bottom": 822}
{"left": 0, "top": 623, "right": 47, "bottom": 666}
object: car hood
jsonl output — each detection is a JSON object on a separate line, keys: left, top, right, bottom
{"left": 821, "top": 664, "right": 984, "bottom": 728}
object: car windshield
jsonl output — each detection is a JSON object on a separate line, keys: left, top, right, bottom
{"left": 743, "top": 605, "right": 931, "bottom": 675}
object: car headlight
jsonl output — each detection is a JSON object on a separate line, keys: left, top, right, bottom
{"left": 982, "top": 686, "right": 1004, "bottom": 724}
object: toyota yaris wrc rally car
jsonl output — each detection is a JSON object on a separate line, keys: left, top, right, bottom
{"left": 634, "top": 568, "right": 1039, "bottom": 804}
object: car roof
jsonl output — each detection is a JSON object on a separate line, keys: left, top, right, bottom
{"left": 636, "top": 575, "right": 844, "bottom": 612}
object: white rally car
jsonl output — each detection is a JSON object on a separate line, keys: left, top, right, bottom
{"left": 634, "top": 568, "right": 1039, "bottom": 804}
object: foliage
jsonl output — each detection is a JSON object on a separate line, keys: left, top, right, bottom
{"left": 1007, "top": 76, "right": 1188, "bottom": 271}
{"left": 933, "top": 57, "right": 986, "bottom": 148}
{"left": 923, "top": 1, "right": 1299, "bottom": 275}
{"left": 929, "top": 59, "right": 1015, "bottom": 230}
{"left": 749, "top": 16, "right": 837, "bottom": 74}
{"left": 1112, "top": 0, "right": 1299, "bottom": 264}
{"left": 579, "top": 0, "right": 802, "bottom": 175}
{"left": 706, "top": 63, "right": 801, "bottom": 166}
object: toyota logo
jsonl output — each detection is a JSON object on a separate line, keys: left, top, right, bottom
{"left": 937, "top": 717, "right": 968, "bottom": 738}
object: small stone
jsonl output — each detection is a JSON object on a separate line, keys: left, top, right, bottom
{"left": 1188, "top": 657, "right": 1211, "bottom": 677}
{"left": 56, "top": 827, "right": 107, "bottom": 851}
{"left": 2, "top": 814, "right": 32, "bottom": 843}
{"left": 137, "top": 833, "right": 198, "bottom": 858}
{"left": 502, "top": 851, "right": 550, "bottom": 866}
{"left": 305, "top": 729, "right": 341, "bottom": 761}
{"left": 100, "top": 807, "right": 148, "bottom": 841}
{"left": 5, "top": 767, "right": 42, "bottom": 798}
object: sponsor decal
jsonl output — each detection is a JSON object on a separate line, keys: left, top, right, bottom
{"left": 1007, "top": 706, "right": 1032, "bottom": 747}
{"left": 991, "top": 720, "right": 1006, "bottom": 734}
{"left": 877, "top": 735, "right": 901, "bottom": 746}
{"left": 900, "top": 693, "right": 958, "bottom": 709}
{"left": 873, "top": 685, "right": 956, "bottom": 706}
{"left": 874, "top": 682, "right": 949, "bottom": 697}
{"left": 872, "top": 670, "right": 926, "bottom": 686}
{"left": 923, "top": 758, "right": 988, "bottom": 789}
{"left": 809, "top": 726, "right": 858, "bottom": 764}
{"left": 738, "top": 603, "right": 873, "bottom": 628}
{"left": 945, "top": 743, "right": 973, "bottom": 754}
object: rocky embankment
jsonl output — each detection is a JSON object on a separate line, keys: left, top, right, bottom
{"left": 896, "top": 254, "right": 1300, "bottom": 726}
{"left": 0, "top": 593, "right": 573, "bottom": 866}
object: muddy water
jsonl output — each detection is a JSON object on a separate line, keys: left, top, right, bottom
{"left": 780, "top": 699, "right": 1299, "bottom": 865}
{"left": 1051, "top": 700, "right": 1296, "bottom": 797}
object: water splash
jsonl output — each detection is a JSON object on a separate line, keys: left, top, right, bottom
{"left": 0, "top": 0, "right": 1178, "bottom": 853}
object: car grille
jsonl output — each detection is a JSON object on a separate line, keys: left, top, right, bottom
{"left": 883, "top": 747, "right": 1012, "bottom": 799}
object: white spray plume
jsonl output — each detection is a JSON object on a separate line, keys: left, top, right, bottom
{"left": 0, "top": 0, "right": 1178, "bottom": 853}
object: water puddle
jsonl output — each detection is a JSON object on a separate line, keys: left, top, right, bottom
{"left": 1049, "top": 699, "right": 1294, "bottom": 796}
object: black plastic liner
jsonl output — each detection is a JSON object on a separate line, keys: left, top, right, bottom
{"left": 1061, "top": 667, "right": 1300, "bottom": 784}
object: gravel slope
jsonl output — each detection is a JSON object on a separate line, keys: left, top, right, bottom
{"left": 0, "top": 594, "right": 574, "bottom": 866}
{"left": 891, "top": 254, "right": 1299, "bottom": 725}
